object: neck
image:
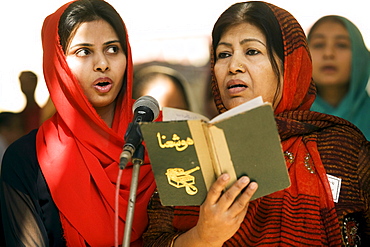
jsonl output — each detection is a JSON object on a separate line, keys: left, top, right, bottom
{"left": 316, "top": 84, "right": 349, "bottom": 107}
{"left": 25, "top": 94, "right": 37, "bottom": 104}
{"left": 95, "top": 103, "right": 116, "bottom": 128}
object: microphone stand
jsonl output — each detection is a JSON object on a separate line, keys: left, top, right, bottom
{"left": 122, "top": 144, "right": 145, "bottom": 247}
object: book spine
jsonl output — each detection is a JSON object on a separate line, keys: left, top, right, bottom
{"left": 207, "top": 125, "right": 237, "bottom": 188}
{"left": 187, "top": 120, "right": 216, "bottom": 191}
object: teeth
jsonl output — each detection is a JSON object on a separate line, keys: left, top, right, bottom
{"left": 229, "top": 84, "right": 247, "bottom": 89}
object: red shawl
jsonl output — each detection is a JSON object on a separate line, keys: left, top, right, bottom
{"left": 36, "top": 1, "right": 156, "bottom": 246}
{"left": 174, "top": 1, "right": 342, "bottom": 246}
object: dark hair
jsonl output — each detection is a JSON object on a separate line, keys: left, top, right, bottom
{"left": 212, "top": 1, "right": 284, "bottom": 105}
{"left": 58, "top": 0, "right": 127, "bottom": 55}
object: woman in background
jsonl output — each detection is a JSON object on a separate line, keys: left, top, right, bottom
{"left": 1, "top": 0, "right": 156, "bottom": 246}
{"left": 133, "top": 65, "right": 192, "bottom": 111}
{"left": 308, "top": 15, "right": 370, "bottom": 139}
{"left": 143, "top": 1, "right": 370, "bottom": 246}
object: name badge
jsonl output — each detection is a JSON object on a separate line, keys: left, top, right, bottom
{"left": 327, "top": 174, "right": 341, "bottom": 203}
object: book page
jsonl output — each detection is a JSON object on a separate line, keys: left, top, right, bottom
{"left": 209, "top": 96, "right": 264, "bottom": 124}
{"left": 207, "top": 125, "right": 237, "bottom": 189}
{"left": 162, "top": 96, "right": 264, "bottom": 123}
{"left": 162, "top": 107, "right": 210, "bottom": 122}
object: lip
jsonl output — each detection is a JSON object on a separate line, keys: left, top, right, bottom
{"left": 320, "top": 65, "right": 337, "bottom": 74}
{"left": 226, "top": 79, "right": 248, "bottom": 95}
{"left": 93, "top": 77, "right": 113, "bottom": 93}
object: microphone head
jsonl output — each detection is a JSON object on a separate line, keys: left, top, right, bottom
{"left": 133, "top": 95, "right": 160, "bottom": 121}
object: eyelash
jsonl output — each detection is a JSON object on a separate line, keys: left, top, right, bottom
{"left": 75, "top": 48, "right": 90, "bottom": 57}
{"left": 217, "top": 49, "right": 260, "bottom": 59}
{"left": 217, "top": 52, "right": 230, "bottom": 59}
{"left": 74, "top": 45, "right": 120, "bottom": 57}
{"left": 311, "top": 42, "right": 350, "bottom": 49}
{"left": 107, "top": 46, "right": 120, "bottom": 54}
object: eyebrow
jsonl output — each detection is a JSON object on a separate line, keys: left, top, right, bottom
{"left": 69, "top": 40, "right": 121, "bottom": 49}
{"left": 310, "top": 34, "right": 350, "bottom": 41}
{"left": 218, "top": 38, "right": 266, "bottom": 47}
{"left": 105, "top": 40, "right": 121, "bottom": 45}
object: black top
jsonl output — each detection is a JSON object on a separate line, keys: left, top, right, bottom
{"left": 0, "top": 130, "right": 66, "bottom": 246}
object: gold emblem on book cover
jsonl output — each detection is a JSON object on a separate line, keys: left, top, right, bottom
{"left": 165, "top": 166, "right": 200, "bottom": 195}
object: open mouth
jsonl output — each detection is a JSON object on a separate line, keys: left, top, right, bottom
{"left": 96, "top": 81, "right": 110, "bottom": 87}
{"left": 228, "top": 84, "right": 247, "bottom": 89}
{"left": 94, "top": 81, "right": 112, "bottom": 93}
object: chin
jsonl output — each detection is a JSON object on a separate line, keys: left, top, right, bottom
{"left": 225, "top": 98, "right": 250, "bottom": 109}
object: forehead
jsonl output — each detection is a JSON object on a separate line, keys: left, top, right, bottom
{"left": 69, "top": 20, "right": 118, "bottom": 44}
{"left": 310, "top": 21, "right": 349, "bottom": 39}
{"left": 219, "top": 22, "right": 266, "bottom": 43}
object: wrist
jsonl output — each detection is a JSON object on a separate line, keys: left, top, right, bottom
{"left": 170, "top": 232, "right": 181, "bottom": 247}
{"left": 173, "top": 227, "right": 223, "bottom": 247}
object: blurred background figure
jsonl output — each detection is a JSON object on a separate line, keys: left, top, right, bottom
{"left": 0, "top": 112, "right": 24, "bottom": 164}
{"left": 18, "top": 71, "right": 42, "bottom": 133}
{"left": 40, "top": 97, "right": 56, "bottom": 123}
{"left": 133, "top": 64, "right": 193, "bottom": 111}
{"left": 307, "top": 15, "right": 370, "bottom": 139}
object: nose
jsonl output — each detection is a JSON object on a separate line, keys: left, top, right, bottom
{"left": 94, "top": 53, "right": 109, "bottom": 72}
{"left": 323, "top": 45, "right": 335, "bottom": 60}
{"left": 228, "top": 56, "right": 246, "bottom": 74}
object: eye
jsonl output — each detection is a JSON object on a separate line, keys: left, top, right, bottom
{"left": 75, "top": 48, "right": 91, "bottom": 57}
{"left": 246, "top": 49, "right": 260, "bottom": 55}
{"left": 217, "top": 52, "right": 231, "bottom": 59}
{"left": 336, "top": 42, "right": 350, "bottom": 49}
{"left": 106, "top": 45, "right": 120, "bottom": 54}
{"left": 310, "top": 42, "right": 325, "bottom": 49}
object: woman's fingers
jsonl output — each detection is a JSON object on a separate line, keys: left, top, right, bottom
{"left": 196, "top": 175, "right": 258, "bottom": 245}
{"left": 228, "top": 181, "right": 258, "bottom": 216}
{"left": 205, "top": 174, "right": 258, "bottom": 211}
{"left": 217, "top": 176, "right": 254, "bottom": 209}
{"left": 205, "top": 173, "right": 231, "bottom": 205}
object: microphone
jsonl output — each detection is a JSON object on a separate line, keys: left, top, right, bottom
{"left": 119, "top": 95, "right": 160, "bottom": 169}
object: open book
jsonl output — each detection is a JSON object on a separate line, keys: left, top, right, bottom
{"left": 140, "top": 97, "right": 290, "bottom": 206}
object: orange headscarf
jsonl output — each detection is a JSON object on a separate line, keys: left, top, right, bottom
{"left": 174, "top": 1, "right": 342, "bottom": 245}
{"left": 36, "top": 1, "right": 156, "bottom": 246}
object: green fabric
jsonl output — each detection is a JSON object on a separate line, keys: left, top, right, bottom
{"left": 310, "top": 16, "right": 370, "bottom": 140}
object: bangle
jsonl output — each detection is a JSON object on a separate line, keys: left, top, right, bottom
{"left": 169, "top": 232, "right": 182, "bottom": 247}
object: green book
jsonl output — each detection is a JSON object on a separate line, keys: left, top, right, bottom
{"left": 140, "top": 96, "right": 290, "bottom": 206}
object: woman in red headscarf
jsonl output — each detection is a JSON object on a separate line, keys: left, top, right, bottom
{"left": 143, "top": 2, "right": 370, "bottom": 246}
{"left": 0, "top": 0, "right": 157, "bottom": 246}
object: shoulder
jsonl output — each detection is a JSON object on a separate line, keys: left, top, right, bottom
{"left": 1, "top": 129, "right": 39, "bottom": 190}
{"left": 314, "top": 119, "right": 370, "bottom": 182}
{"left": 315, "top": 122, "right": 368, "bottom": 156}
{"left": 306, "top": 112, "right": 370, "bottom": 171}
{"left": 2, "top": 129, "right": 37, "bottom": 164}
{"left": 302, "top": 111, "right": 367, "bottom": 145}
{"left": 316, "top": 120, "right": 368, "bottom": 147}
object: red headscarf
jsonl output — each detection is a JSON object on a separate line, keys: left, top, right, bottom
{"left": 36, "top": 1, "right": 156, "bottom": 246}
{"left": 174, "top": 1, "right": 342, "bottom": 245}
